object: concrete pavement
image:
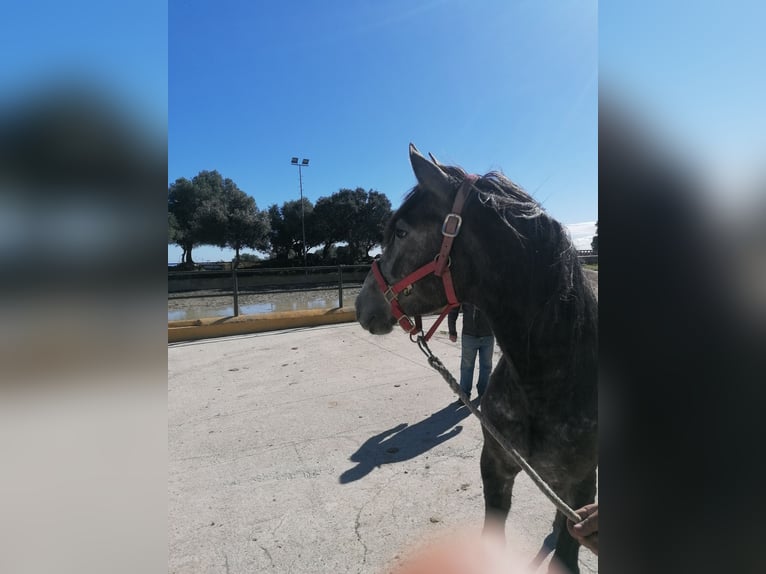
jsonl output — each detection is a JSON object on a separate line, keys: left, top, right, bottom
{"left": 168, "top": 320, "right": 598, "bottom": 573}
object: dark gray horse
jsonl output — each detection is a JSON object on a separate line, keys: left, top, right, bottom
{"left": 355, "top": 145, "right": 597, "bottom": 573}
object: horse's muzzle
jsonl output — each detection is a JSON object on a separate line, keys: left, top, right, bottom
{"left": 355, "top": 304, "right": 396, "bottom": 335}
{"left": 355, "top": 275, "right": 397, "bottom": 335}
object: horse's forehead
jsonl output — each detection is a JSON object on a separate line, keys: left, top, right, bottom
{"left": 394, "top": 188, "right": 445, "bottom": 223}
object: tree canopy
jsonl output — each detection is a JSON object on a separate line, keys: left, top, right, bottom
{"left": 591, "top": 220, "right": 598, "bottom": 253}
{"left": 312, "top": 188, "right": 391, "bottom": 262}
{"left": 169, "top": 171, "right": 392, "bottom": 266}
{"left": 168, "top": 170, "right": 269, "bottom": 265}
{"left": 168, "top": 176, "right": 206, "bottom": 265}
{"left": 267, "top": 198, "right": 315, "bottom": 263}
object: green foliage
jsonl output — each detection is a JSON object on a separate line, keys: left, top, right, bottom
{"left": 168, "top": 212, "right": 179, "bottom": 244}
{"left": 591, "top": 220, "right": 598, "bottom": 253}
{"left": 221, "top": 183, "right": 270, "bottom": 258}
{"left": 168, "top": 170, "right": 270, "bottom": 264}
{"left": 357, "top": 190, "right": 392, "bottom": 255}
{"left": 312, "top": 188, "right": 392, "bottom": 262}
{"left": 169, "top": 170, "right": 392, "bottom": 267}
{"left": 238, "top": 252, "right": 262, "bottom": 262}
{"left": 268, "top": 198, "right": 314, "bottom": 262}
{"left": 168, "top": 176, "right": 207, "bottom": 264}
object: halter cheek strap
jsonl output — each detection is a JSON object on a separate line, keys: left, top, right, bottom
{"left": 372, "top": 174, "right": 478, "bottom": 341}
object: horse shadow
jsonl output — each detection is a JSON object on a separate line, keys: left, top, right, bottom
{"left": 339, "top": 401, "right": 471, "bottom": 484}
{"left": 528, "top": 528, "right": 559, "bottom": 569}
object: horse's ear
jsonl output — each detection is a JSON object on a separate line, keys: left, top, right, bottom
{"left": 428, "top": 152, "right": 444, "bottom": 168}
{"left": 409, "top": 143, "right": 451, "bottom": 196}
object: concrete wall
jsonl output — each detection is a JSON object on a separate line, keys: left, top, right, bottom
{"left": 168, "top": 307, "right": 357, "bottom": 342}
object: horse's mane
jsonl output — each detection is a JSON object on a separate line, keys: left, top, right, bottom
{"left": 467, "top": 167, "right": 591, "bottom": 332}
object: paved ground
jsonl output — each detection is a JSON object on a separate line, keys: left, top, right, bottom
{"left": 169, "top": 320, "right": 598, "bottom": 573}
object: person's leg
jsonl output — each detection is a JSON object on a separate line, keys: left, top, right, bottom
{"left": 459, "top": 334, "right": 479, "bottom": 396}
{"left": 476, "top": 336, "right": 495, "bottom": 396}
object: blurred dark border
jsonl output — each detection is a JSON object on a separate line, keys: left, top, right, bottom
{"left": 599, "top": 29, "right": 766, "bottom": 574}
{"left": 3, "top": 1, "right": 764, "bottom": 572}
{"left": 0, "top": 2, "right": 168, "bottom": 573}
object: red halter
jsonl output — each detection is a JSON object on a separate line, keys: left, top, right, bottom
{"left": 371, "top": 174, "right": 478, "bottom": 341}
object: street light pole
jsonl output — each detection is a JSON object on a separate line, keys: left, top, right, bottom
{"left": 290, "top": 157, "right": 310, "bottom": 269}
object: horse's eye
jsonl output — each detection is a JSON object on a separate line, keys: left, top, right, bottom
{"left": 395, "top": 228, "right": 407, "bottom": 239}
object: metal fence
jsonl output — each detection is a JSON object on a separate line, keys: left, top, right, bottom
{"left": 168, "top": 253, "right": 596, "bottom": 318}
{"left": 168, "top": 264, "right": 370, "bottom": 317}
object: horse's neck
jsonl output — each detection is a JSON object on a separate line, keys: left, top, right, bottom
{"left": 463, "top": 246, "right": 595, "bottom": 386}
{"left": 483, "top": 293, "right": 596, "bottom": 419}
{"left": 454, "top": 207, "right": 591, "bottom": 373}
{"left": 484, "top": 300, "right": 558, "bottom": 375}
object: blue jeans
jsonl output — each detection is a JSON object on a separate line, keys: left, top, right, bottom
{"left": 459, "top": 334, "right": 494, "bottom": 396}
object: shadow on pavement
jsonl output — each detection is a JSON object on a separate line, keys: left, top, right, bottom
{"left": 339, "top": 401, "right": 472, "bottom": 483}
{"left": 528, "top": 527, "right": 558, "bottom": 570}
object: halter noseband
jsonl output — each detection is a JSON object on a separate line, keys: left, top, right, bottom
{"left": 371, "top": 174, "right": 478, "bottom": 341}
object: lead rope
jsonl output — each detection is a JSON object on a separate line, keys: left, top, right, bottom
{"left": 415, "top": 335, "right": 582, "bottom": 524}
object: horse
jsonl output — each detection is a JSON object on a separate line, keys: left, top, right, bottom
{"left": 355, "top": 145, "right": 598, "bottom": 573}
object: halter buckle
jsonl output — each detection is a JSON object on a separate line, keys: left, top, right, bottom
{"left": 397, "top": 315, "right": 416, "bottom": 333}
{"left": 442, "top": 213, "right": 462, "bottom": 238}
{"left": 383, "top": 287, "right": 398, "bottom": 304}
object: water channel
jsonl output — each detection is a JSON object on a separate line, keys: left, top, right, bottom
{"left": 168, "top": 287, "right": 362, "bottom": 321}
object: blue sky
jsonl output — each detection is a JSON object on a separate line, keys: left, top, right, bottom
{"left": 600, "top": 1, "right": 766, "bottom": 193}
{"left": 169, "top": 0, "right": 598, "bottom": 262}
{"left": 1, "top": 1, "right": 166, "bottom": 125}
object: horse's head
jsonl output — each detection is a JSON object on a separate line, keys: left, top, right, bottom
{"left": 356, "top": 144, "right": 468, "bottom": 335}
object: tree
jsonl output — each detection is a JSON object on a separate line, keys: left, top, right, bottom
{"left": 168, "top": 176, "right": 209, "bottom": 266}
{"left": 591, "top": 220, "right": 598, "bottom": 254}
{"left": 355, "top": 190, "right": 392, "bottom": 258}
{"left": 313, "top": 195, "right": 345, "bottom": 260}
{"left": 268, "top": 198, "right": 315, "bottom": 263}
{"left": 267, "top": 188, "right": 391, "bottom": 265}
{"left": 267, "top": 204, "right": 289, "bottom": 260}
{"left": 203, "top": 173, "right": 270, "bottom": 262}
{"left": 312, "top": 188, "right": 391, "bottom": 262}
{"left": 168, "top": 170, "right": 270, "bottom": 265}
{"left": 168, "top": 212, "right": 179, "bottom": 245}
{"left": 224, "top": 191, "right": 270, "bottom": 262}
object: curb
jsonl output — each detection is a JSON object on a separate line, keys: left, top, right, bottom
{"left": 168, "top": 307, "right": 357, "bottom": 343}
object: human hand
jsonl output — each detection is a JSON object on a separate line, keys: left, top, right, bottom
{"left": 449, "top": 334, "right": 457, "bottom": 342}
{"left": 567, "top": 503, "right": 598, "bottom": 555}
